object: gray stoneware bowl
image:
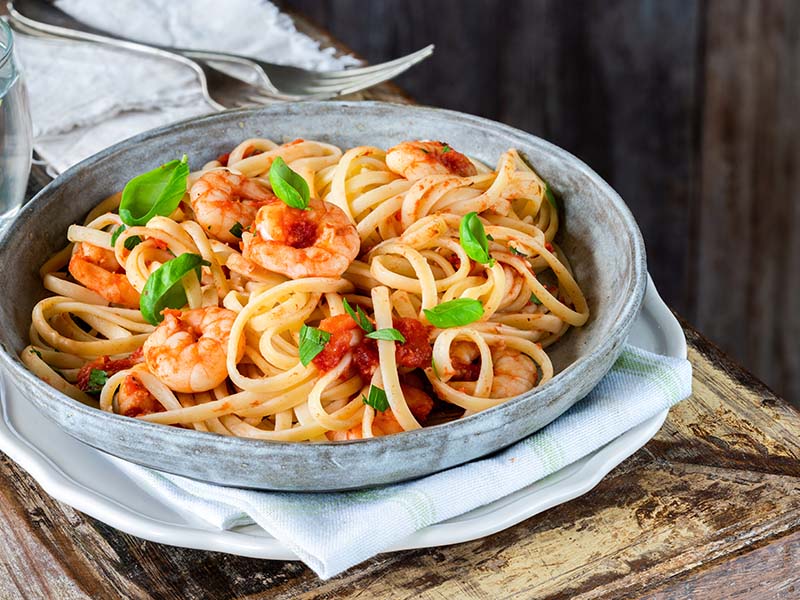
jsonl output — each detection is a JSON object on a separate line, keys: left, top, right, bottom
{"left": 0, "top": 102, "right": 646, "bottom": 491}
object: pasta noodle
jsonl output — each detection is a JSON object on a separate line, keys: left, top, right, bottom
{"left": 21, "top": 137, "right": 589, "bottom": 441}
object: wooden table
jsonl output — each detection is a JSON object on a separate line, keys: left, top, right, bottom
{"left": 5, "top": 14, "right": 800, "bottom": 600}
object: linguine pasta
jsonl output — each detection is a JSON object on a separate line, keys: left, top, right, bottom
{"left": 21, "top": 137, "right": 589, "bottom": 442}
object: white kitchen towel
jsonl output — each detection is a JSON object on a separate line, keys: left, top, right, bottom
{"left": 14, "top": 0, "right": 358, "bottom": 173}
{"left": 113, "top": 344, "right": 692, "bottom": 579}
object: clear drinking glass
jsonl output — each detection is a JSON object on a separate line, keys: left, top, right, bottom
{"left": 0, "top": 19, "right": 32, "bottom": 230}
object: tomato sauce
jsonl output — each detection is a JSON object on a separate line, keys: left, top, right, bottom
{"left": 76, "top": 347, "right": 144, "bottom": 392}
{"left": 351, "top": 318, "right": 432, "bottom": 379}
{"left": 312, "top": 315, "right": 360, "bottom": 372}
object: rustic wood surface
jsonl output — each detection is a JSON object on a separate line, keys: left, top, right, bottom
{"left": 279, "top": 0, "right": 800, "bottom": 405}
{"left": 4, "top": 6, "right": 800, "bottom": 600}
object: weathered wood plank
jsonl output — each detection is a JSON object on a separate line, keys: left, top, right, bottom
{"left": 641, "top": 528, "right": 800, "bottom": 599}
{"left": 695, "top": 0, "right": 800, "bottom": 402}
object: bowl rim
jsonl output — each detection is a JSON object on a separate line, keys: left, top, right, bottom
{"left": 0, "top": 100, "right": 647, "bottom": 453}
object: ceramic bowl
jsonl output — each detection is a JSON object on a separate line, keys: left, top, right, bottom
{"left": 0, "top": 102, "right": 646, "bottom": 490}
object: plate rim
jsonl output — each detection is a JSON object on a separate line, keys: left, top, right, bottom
{"left": 0, "top": 275, "right": 684, "bottom": 560}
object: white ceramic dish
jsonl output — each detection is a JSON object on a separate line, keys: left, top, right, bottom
{"left": 0, "top": 276, "right": 684, "bottom": 560}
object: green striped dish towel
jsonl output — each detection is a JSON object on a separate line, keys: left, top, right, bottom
{"left": 116, "top": 344, "right": 692, "bottom": 578}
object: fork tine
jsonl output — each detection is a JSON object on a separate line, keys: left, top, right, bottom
{"left": 244, "top": 57, "right": 426, "bottom": 104}
{"left": 298, "top": 45, "right": 435, "bottom": 82}
{"left": 288, "top": 50, "right": 432, "bottom": 95}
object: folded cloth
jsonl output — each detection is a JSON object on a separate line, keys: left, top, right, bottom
{"left": 14, "top": 0, "right": 358, "bottom": 173}
{"left": 111, "top": 344, "right": 692, "bottom": 579}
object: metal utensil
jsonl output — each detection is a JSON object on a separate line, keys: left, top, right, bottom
{"left": 8, "top": 0, "right": 434, "bottom": 100}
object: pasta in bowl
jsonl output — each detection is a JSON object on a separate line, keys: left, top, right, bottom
{"left": 0, "top": 103, "right": 643, "bottom": 490}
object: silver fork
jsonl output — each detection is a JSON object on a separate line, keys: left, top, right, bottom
{"left": 8, "top": 0, "right": 434, "bottom": 102}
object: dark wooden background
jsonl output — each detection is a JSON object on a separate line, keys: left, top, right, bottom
{"left": 281, "top": 0, "right": 800, "bottom": 403}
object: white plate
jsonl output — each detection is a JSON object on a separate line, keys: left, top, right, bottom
{"left": 0, "top": 275, "right": 685, "bottom": 560}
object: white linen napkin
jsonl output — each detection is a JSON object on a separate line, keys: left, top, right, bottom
{"left": 112, "top": 344, "right": 692, "bottom": 579}
{"left": 14, "top": 0, "right": 359, "bottom": 173}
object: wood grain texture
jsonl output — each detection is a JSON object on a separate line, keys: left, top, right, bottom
{"left": 279, "top": 0, "right": 800, "bottom": 404}
{"left": 696, "top": 0, "right": 800, "bottom": 403}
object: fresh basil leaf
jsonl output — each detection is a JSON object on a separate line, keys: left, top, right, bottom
{"left": 269, "top": 156, "right": 310, "bottom": 210}
{"left": 361, "top": 384, "right": 389, "bottom": 412}
{"left": 299, "top": 324, "right": 331, "bottom": 366}
{"left": 365, "top": 328, "right": 406, "bottom": 343}
{"left": 544, "top": 184, "right": 557, "bottom": 210}
{"left": 139, "top": 253, "right": 208, "bottom": 325}
{"left": 229, "top": 222, "right": 244, "bottom": 239}
{"left": 342, "top": 298, "right": 374, "bottom": 333}
{"left": 111, "top": 224, "right": 141, "bottom": 251}
{"left": 87, "top": 368, "right": 108, "bottom": 393}
{"left": 509, "top": 245, "right": 528, "bottom": 257}
{"left": 111, "top": 225, "right": 125, "bottom": 247}
{"left": 442, "top": 144, "right": 451, "bottom": 154}
{"left": 459, "top": 212, "right": 494, "bottom": 266}
{"left": 423, "top": 298, "right": 484, "bottom": 328}
{"left": 530, "top": 293, "right": 542, "bottom": 305}
{"left": 119, "top": 155, "right": 189, "bottom": 226}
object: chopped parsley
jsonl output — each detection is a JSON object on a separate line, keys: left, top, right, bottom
{"left": 229, "top": 222, "right": 244, "bottom": 238}
{"left": 365, "top": 328, "right": 406, "bottom": 343}
{"left": 362, "top": 385, "right": 389, "bottom": 412}
{"left": 86, "top": 369, "right": 109, "bottom": 393}
{"left": 298, "top": 325, "right": 331, "bottom": 366}
{"left": 343, "top": 298, "right": 374, "bottom": 333}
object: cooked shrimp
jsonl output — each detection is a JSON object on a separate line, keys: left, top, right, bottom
{"left": 143, "top": 307, "right": 245, "bottom": 393}
{"left": 189, "top": 170, "right": 276, "bottom": 244}
{"left": 386, "top": 141, "right": 477, "bottom": 180}
{"left": 242, "top": 197, "right": 360, "bottom": 279}
{"left": 68, "top": 242, "right": 140, "bottom": 308}
{"left": 327, "top": 385, "right": 434, "bottom": 440}
{"left": 490, "top": 348, "right": 538, "bottom": 398}
{"left": 117, "top": 373, "right": 164, "bottom": 417}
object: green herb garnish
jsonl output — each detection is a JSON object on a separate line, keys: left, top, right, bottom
{"left": 431, "top": 358, "right": 440, "bottom": 380}
{"left": 509, "top": 245, "right": 528, "bottom": 257}
{"left": 111, "top": 225, "right": 142, "bottom": 250}
{"left": 343, "top": 298, "right": 374, "bottom": 333}
{"left": 361, "top": 384, "right": 389, "bottom": 412}
{"left": 119, "top": 155, "right": 189, "bottom": 226}
{"left": 298, "top": 325, "right": 331, "bottom": 366}
{"left": 459, "top": 212, "right": 495, "bottom": 266}
{"left": 530, "top": 293, "right": 542, "bottom": 305}
{"left": 139, "top": 253, "right": 209, "bottom": 325}
{"left": 365, "top": 328, "right": 406, "bottom": 343}
{"left": 87, "top": 369, "right": 108, "bottom": 393}
{"left": 423, "top": 298, "right": 484, "bottom": 328}
{"left": 442, "top": 144, "right": 451, "bottom": 154}
{"left": 111, "top": 225, "right": 125, "bottom": 247}
{"left": 229, "top": 222, "right": 244, "bottom": 239}
{"left": 544, "top": 184, "right": 557, "bottom": 209}
{"left": 30, "top": 348, "right": 42, "bottom": 359}
{"left": 269, "top": 156, "right": 310, "bottom": 210}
